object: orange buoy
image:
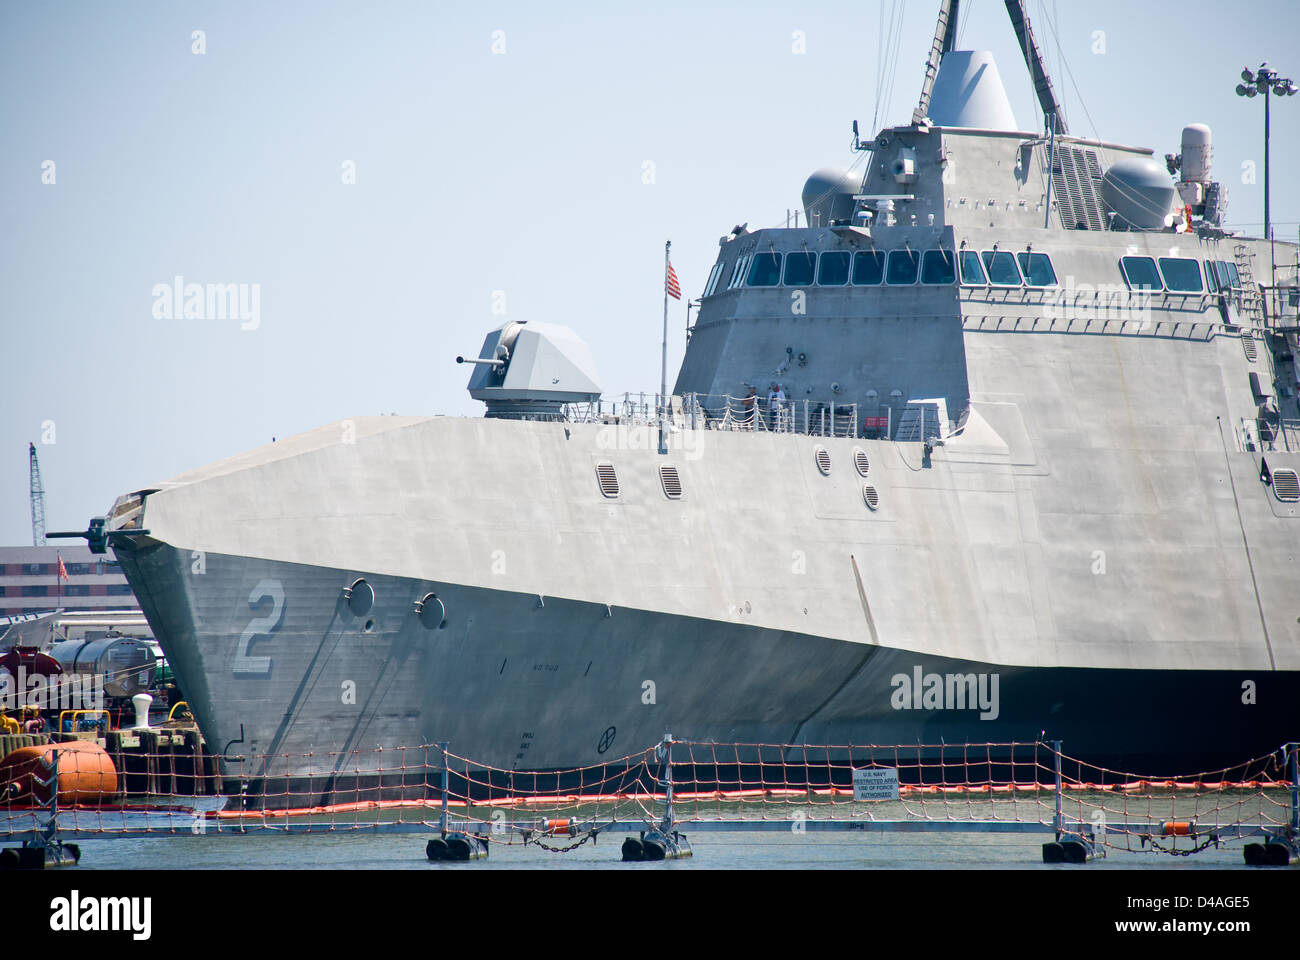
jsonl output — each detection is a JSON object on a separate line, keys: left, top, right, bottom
{"left": 0, "top": 740, "right": 118, "bottom": 806}
{"left": 1162, "top": 821, "right": 1194, "bottom": 836}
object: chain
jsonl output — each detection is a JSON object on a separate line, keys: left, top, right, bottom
{"left": 1146, "top": 834, "right": 1219, "bottom": 857}
{"left": 528, "top": 828, "right": 601, "bottom": 853}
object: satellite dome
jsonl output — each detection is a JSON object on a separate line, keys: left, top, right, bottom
{"left": 801, "top": 168, "right": 861, "bottom": 226}
{"left": 1101, "top": 157, "right": 1177, "bottom": 230}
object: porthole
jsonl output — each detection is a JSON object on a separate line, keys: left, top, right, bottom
{"left": 415, "top": 592, "right": 446, "bottom": 630}
{"left": 814, "top": 446, "right": 831, "bottom": 475}
{"left": 344, "top": 578, "right": 374, "bottom": 616}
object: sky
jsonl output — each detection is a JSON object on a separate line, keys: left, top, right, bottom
{"left": 2, "top": 0, "right": 1298, "bottom": 544}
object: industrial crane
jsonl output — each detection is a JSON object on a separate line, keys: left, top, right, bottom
{"left": 29, "top": 442, "right": 47, "bottom": 547}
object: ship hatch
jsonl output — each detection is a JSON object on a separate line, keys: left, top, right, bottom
{"left": 894, "top": 402, "right": 945, "bottom": 442}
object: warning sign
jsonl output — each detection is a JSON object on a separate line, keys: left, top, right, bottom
{"left": 852, "top": 766, "right": 900, "bottom": 801}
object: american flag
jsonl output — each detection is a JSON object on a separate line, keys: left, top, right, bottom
{"left": 665, "top": 261, "right": 681, "bottom": 300}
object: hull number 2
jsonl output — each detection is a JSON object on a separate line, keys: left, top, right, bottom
{"left": 233, "top": 579, "right": 285, "bottom": 675}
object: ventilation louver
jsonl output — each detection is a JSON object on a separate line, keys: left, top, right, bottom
{"left": 853, "top": 449, "right": 871, "bottom": 477}
{"left": 1274, "top": 469, "right": 1300, "bottom": 502}
{"left": 595, "top": 463, "right": 619, "bottom": 498}
{"left": 814, "top": 446, "right": 831, "bottom": 475}
{"left": 863, "top": 484, "right": 880, "bottom": 510}
{"left": 1049, "top": 145, "right": 1106, "bottom": 231}
{"left": 659, "top": 464, "right": 683, "bottom": 499}
{"left": 1242, "top": 330, "right": 1258, "bottom": 363}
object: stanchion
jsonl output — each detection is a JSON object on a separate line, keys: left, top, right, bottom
{"left": 1244, "top": 742, "right": 1299, "bottom": 866}
{"left": 623, "top": 733, "right": 691, "bottom": 862}
{"left": 1042, "top": 740, "right": 1099, "bottom": 863}
{"left": 425, "top": 741, "right": 487, "bottom": 862}
{"left": 1, "top": 747, "right": 81, "bottom": 870}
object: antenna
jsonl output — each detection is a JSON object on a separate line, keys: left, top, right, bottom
{"left": 29, "top": 442, "right": 47, "bottom": 547}
{"left": 913, "top": 0, "right": 960, "bottom": 124}
{"left": 1004, "top": 0, "right": 1069, "bottom": 135}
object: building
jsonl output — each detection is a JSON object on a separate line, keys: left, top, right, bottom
{"left": 0, "top": 545, "right": 137, "bottom": 617}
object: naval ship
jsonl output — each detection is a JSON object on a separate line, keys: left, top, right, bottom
{"left": 56, "top": 1, "right": 1300, "bottom": 802}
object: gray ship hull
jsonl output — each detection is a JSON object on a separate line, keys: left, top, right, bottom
{"left": 114, "top": 540, "right": 1299, "bottom": 805}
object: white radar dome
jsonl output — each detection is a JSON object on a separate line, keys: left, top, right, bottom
{"left": 801, "top": 168, "right": 861, "bottom": 227}
{"left": 1101, "top": 157, "right": 1177, "bottom": 230}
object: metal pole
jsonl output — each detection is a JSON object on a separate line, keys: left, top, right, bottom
{"left": 1264, "top": 86, "right": 1272, "bottom": 240}
{"left": 659, "top": 242, "right": 670, "bottom": 455}
{"left": 661, "top": 733, "right": 674, "bottom": 832}
{"left": 439, "top": 741, "right": 450, "bottom": 835}
{"left": 1052, "top": 740, "right": 1063, "bottom": 836}
{"left": 1043, "top": 112, "right": 1056, "bottom": 230}
{"left": 1290, "top": 741, "right": 1298, "bottom": 835}
{"left": 45, "top": 747, "right": 59, "bottom": 846}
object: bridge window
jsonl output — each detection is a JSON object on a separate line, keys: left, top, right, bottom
{"left": 728, "top": 255, "right": 751, "bottom": 290}
{"left": 1016, "top": 252, "right": 1057, "bottom": 287}
{"left": 703, "top": 260, "right": 724, "bottom": 297}
{"left": 959, "top": 250, "right": 986, "bottom": 285}
{"left": 920, "top": 250, "right": 956, "bottom": 285}
{"left": 746, "top": 252, "right": 782, "bottom": 286}
{"left": 1120, "top": 256, "right": 1162, "bottom": 291}
{"left": 886, "top": 250, "right": 919, "bottom": 285}
{"left": 1205, "top": 260, "right": 1219, "bottom": 292}
{"left": 818, "top": 251, "right": 850, "bottom": 285}
{"left": 852, "top": 250, "right": 885, "bottom": 285}
{"left": 1158, "top": 257, "right": 1203, "bottom": 293}
{"left": 1225, "top": 262, "right": 1241, "bottom": 288}
{"left": 981, "top": 251, "right": 1022, "bottom": 286}
{"left": 783, "top": 251, "right": 816, "bottom": 286}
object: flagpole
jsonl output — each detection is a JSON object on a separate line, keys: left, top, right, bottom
{"left": 659, "top": 240, "right": 670, "bottom": 456}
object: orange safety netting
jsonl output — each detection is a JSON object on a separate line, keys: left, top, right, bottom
{"left": 0, "top": 736, "right": 1294, "bottom": 856}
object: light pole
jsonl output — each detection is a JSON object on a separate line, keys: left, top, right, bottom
{"left": 1236, "top": 63, "right": 1296, "bottom": 240}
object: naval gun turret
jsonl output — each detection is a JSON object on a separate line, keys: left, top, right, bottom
{"left": 458, "top": 320, "right": 602, "bottom": 420}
